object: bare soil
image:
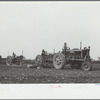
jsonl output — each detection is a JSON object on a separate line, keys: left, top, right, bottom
{"left": 0, "top": 63, "right": 100, "bottom": 83}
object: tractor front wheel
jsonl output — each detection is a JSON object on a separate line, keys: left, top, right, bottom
{"left": 81, "top": 61, "right": 92, "bottom": 71}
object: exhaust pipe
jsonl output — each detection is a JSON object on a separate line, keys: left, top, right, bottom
{"left": 80, "top": 42, "right": 82, "bottom": 50}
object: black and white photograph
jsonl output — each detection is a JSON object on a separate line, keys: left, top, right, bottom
{"left": 0, "top": 1, "right": 100, "bottom": 99}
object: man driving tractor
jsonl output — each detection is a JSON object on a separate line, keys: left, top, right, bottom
{"left": 12, "top": 52, "right": 16, "bottom": 59}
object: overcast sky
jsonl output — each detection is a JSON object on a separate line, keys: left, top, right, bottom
{"left": 0, "top": 1, "right": 100, "bottom": 60}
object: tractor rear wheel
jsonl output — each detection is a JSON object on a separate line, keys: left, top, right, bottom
{"left": 35, "top": 55, "right": 42, "bottom": 66}
{"left": 81, "top": 61, "right": 92, "bottom": 71}
{"left": 6, "top": 56, "right": 12, "bottom": 66}
{"left": 53, "top": 53, "right": 65, "bottom": 69}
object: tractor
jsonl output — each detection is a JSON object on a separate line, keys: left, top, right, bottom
{"left": 35, "top": 49, "right": 54, "bottom": 67}
{"left": 35, "top": 42, "right": 92, "bottom": 71}
{"left": 6, "top": 52, "right": 24, "bottom": 66}
{"left": 53, "top": 42, "right": 92, "bottom": 71}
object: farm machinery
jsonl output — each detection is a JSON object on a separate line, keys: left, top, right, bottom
{"left": 35, "top": 42, "right": 92, "bottom": 71}
{"left": 53, "top": 42, "right": 92, "bottom": 71}
{"left": 6, "top": 52, "right": 24, "bottom": 66}
{"left": 35, "top": 49, "right": 54, "bottom": 67}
